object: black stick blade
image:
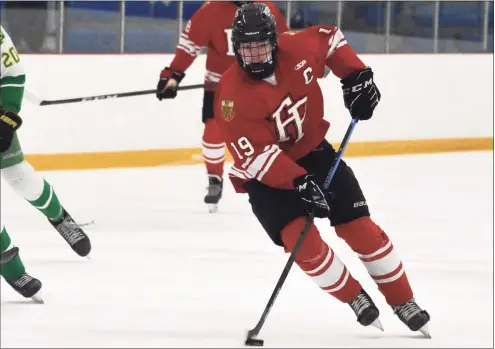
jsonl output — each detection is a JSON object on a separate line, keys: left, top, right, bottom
{"left": 245, "top": 330, "right": 264, "bottom": 347}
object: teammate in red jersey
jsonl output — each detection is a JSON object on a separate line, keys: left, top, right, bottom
{"left": 214, "top": 3, "right": 431, "bottom": 336}
{"left": 156, "top": 1, "right": 288, "bottom": 213}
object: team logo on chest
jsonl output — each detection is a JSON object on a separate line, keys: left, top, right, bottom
{"left": 270, "top": 95, "right": 308, "bottom": 143}
{"left": 221, "top": 100, "right": 235, "bottom": 121}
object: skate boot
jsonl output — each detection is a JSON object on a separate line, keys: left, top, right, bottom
{"left": 50, "top": 208, "right": 91, "bottom": 258}
{"left": 6, "top": 273, "right": 43, "bottom": 303}
{"left": 349, "top": 289, "right": 383, "bottom": 330}
{"left": 393, "top": 298, "right": 431, "bottom": 338}
{"left": 204, "top": 174, "right": 223, "bottom": 213}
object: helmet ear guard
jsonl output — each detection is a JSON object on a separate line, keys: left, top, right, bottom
{"left": 231, "top": 3, "right": 278, "bottom": 80}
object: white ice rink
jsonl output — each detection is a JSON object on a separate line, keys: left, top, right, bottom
{"left": 1, "top": 151, "right": 493, "bottom": 348}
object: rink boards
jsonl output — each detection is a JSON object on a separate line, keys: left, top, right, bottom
{"left": 16, "top": 54, "right": 494, "bottom": 171}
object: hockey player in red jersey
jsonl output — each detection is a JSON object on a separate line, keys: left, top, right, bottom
{"left": 214, "top": 3, "right": 431, "bottom": 336}
{"left": 156, "top": 1, "right": 288, "bottom": 213}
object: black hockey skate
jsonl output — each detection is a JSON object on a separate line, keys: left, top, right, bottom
{"left": 204, "top": 175, "right": 223, "bottom": 213}
{"left": 6, "top": 273, "right": 43, "bottom": 303}
{"left": 393, "top": 298, "right": 431, "bottom": 338}
{"left": 50, "top": 208, "right": 91, "bottom": 258}
{"left": 349, "top": 289, "right": 383, "bottom": 330}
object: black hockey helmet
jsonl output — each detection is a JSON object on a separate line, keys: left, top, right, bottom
{"left": 232, "top": 1, "right": 252, "bottom": 7}
{"left": 231, "top": 3, "right": 278, "bottom": 80}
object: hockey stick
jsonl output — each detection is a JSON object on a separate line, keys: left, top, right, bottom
{"left": 1, "top": 247, "right": 20, "bottom": 266}
{"left": 245, "top": 118, "right": 359, "bottom": 347}
{"left": 37, "top": 83, "right": 213, "bottom": 106}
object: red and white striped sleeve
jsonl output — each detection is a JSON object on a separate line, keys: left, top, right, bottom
{"left": 168, "top": 4, "right": 211, "bottom": 73}
{"left": 227, "top": 140, "right": 307, "bottom": 191}
{"left": 309, "top": 25, "right": 366, "bottom": 79}
{"left": 230, "top": 144, "right": 283, "bottom": 182}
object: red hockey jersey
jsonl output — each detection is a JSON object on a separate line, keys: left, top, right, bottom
{"left": 214, "top": 26, "right": 367, "bottom": 193}
{"left": 168, "top": 1, "right": 288, "bottom": 90}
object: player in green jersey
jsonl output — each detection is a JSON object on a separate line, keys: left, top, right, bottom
{"left": 0, "top": 25, "right": 92, "bottom": 302}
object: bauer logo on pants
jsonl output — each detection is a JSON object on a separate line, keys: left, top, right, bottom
{"left": 353, "top": 200, "right": 367, "bottom": 208}
{"left": 221, "top": 100, "right": 235, "bottom": 121}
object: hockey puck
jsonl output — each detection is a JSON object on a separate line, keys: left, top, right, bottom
{"left": 245, "top": 338, "right": 264, "bottom": 347}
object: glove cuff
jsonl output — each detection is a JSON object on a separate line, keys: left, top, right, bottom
{"left": 160, "top": 67, "right": 186, "bottom": 83}
{"left": 340, "top": 67, "right": 373, "bottom": 85}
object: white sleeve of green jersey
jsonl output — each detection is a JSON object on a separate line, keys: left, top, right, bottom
{"left": 0, "top": 25, "right": 25, "bottom": 113}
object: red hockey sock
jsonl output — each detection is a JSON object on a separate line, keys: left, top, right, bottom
{"left": 335, "top": 216, "right": 414, "bottom": 306}
{"left": 202, "top": 119, "right": 224, "bottom": 178}
{"left": 281, "top": 217, "right": 361, "bottom": 303}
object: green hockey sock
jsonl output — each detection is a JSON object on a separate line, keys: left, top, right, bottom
{"left": 0, "top": 227, "right": 26, "bottom": 281}
{"left": 28, "top": 179, "right": 64, "bottom": 222}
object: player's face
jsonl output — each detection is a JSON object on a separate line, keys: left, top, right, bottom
{"left": 239, "top": 40, "right": 273, "bottom": 64}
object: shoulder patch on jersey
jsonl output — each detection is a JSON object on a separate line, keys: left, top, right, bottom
{"left": 221, "top": 100, "right": 235, "bottom": 122}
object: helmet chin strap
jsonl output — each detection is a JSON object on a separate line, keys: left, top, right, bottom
{"left": 242, "top": 53, "right": 272, "bottom": 65}
{"left": 243, "top": 61, "right": 276, "bottom": 80}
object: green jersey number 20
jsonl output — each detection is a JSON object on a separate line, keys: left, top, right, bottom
{"left": 2, "top": 46, "right": 20, "bottom": 68}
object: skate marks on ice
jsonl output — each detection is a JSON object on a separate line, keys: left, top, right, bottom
{"left": 1, "top": 152, "right": 493, "bottom": 347}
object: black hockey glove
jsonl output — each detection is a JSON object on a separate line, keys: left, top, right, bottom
{"left": 156, "top": 67, "right": 186, "bottom": 100}
{"left": 341, "top": 67, "right": 381, "bottom": 120}
{"left": 0, "top": 109, "right": 22, "bottom": 152}
{"left": 294, "top": 174, "right": 331, "bottom": 218}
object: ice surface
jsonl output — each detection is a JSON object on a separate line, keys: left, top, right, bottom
{"left": 1, "top": 151, "right": 493, "bottom": 348}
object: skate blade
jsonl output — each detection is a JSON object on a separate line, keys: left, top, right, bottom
{"left": 31, "top": 291, "right": 44, "bottom": 304}
{"left": 85, "top": 253, "right": 92, "bottom": 261}
{"left": 419, "top": 324, "right": 431, "bottom": 338}
{"left": 207, "top": 204, "right": 218, "bottom": 213}
{"left": 371, "top": 318, "right": 384, "bottom": 331}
